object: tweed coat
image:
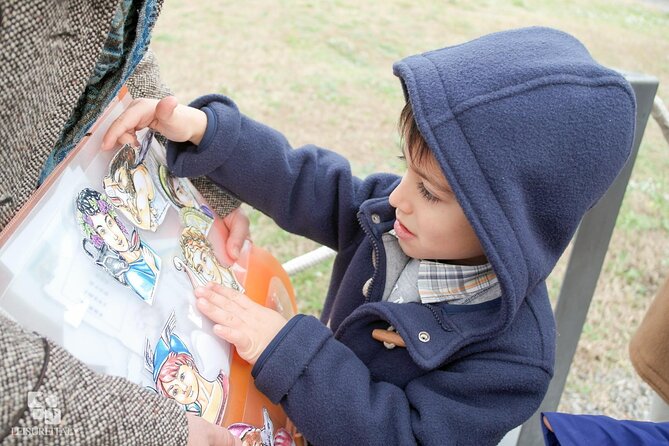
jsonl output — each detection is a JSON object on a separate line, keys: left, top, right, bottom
{"left": 0, "top": 1, "right": 192, "bottom": 444}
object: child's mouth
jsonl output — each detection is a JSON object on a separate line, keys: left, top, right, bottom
{"left": 394, "top": 219, "right": 415, "bottom": 239}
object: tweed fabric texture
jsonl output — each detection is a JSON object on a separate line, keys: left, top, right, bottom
{"left": 38, "top": 0, "right": 163, "bottom": 183}
{"left": 0, "top": 314, "right": 188, "bottom": 445}
{"left": 191, "top": 176, "right": 241, "bottom": 219}
{"left": 0, "top": 1, "right": 192, "bottom": 443}
{"left": 0, "top": 0, "right": 118, "bottom": 230}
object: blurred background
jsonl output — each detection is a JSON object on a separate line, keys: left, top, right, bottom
{"left": 151, "top": 0, "right": 669, "bottom": 421}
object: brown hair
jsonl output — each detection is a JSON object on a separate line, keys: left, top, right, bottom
{"left": 398, "top": 101, "right": 432, "bottom": 168}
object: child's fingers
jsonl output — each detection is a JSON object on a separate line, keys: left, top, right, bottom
{"left": 117, "top": 131, "right": 139, "bottom": 148}
{"left": 102, "top": 98, "right": 157, "bottom": 150}
{"left": 213, "top": 324, "right": 262, "bottom": 364}
{"left": 102, "top": 114, "right": 136, "bottom": 150}
{"left": 155, "top": 96, "right": 179, "bottom": 122}
{"left": 206, "top": 283, "right": 254, "bottom": 310}
{"left": 194, "top": 286, "right": 245, "bottom": 315}
{"left": 213, "top": 324, "right": 251, "bottom": 352}
{"left": 196, "top": 298, "right": 242, "bottom": 328}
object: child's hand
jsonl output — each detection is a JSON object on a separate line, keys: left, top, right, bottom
{"left": 194, "top": 283, "right": 288, "bottom": 365}
{"left": 101, "top": 96, "right": 208, "bottom": 150}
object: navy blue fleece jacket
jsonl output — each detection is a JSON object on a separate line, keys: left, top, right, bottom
{"left": 167, "top": 27, "right": 636, "bottom": 446}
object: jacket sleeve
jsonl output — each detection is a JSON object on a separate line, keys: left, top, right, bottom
{"left": 251, "top": 315, "right": 550, "bottom": 446}
{"left": 541, "top": 412, "right": 669, "bottom": 446}
{"left": 0, "top": 314, "right": 188, "bottom": 446}
{"left": 166, "top": 94, "right": 399, "bottom": 251}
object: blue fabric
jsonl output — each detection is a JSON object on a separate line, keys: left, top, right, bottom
{"left": 125, "top": 243, "right": 160, "bottom": 303}
{"left": 541, "top": 412, "right": 669, "bottom": 445}
{"left": 167, "top": 27, "right": 636, "bottom": 446}
{"left": 39, "top": 0, "right": 161, "bottom": 183}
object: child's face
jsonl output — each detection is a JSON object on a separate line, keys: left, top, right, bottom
{"left": 388, "top": 150, "right": 486, "bottom": 265}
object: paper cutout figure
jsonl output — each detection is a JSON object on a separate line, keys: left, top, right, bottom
{"left": 227, "top": 407, "right": 296, "bottom": 446}
{"left": 179, "top": 206, "right": 213, "bottom": 236}
{"left": 76, "top": 188, "right": 161, "bottom": 304}
{"left": 158, "top": 164, "right": 214, "bottom": 218}
{"left": 103, "top": 136, "right": 169, "bottom": 231}
{"left": 174, "top": 227, "right": 243, "bottom": 292}
{"left": 145, "top": 312, "right": 229, "bottom": 424}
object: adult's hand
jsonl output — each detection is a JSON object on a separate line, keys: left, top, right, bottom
{"left": 186, "top": 413, "right": 242, "bottom": 446}
{"left": 220, "top": 207, "right": 251, "bottom": 263}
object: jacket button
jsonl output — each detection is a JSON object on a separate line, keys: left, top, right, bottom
{"left": 371, "top": 213, "right": 381, "bottom": 224}
{"left": 362, "top": 277, "right": 373, "bottom": 297}
{"left": 384, "top": 325, "right": 397, "bottom": 349}
{"left": 0, "top": 194, "right": 12, "bottom": 206}
{"left": 418, "top": 331, "right": 431, "bottom": 342}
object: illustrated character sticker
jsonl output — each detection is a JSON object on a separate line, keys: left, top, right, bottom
{"left": 227, "top": 407, "right": 296, "bottom": 446}
{"left": 173, "top": 226, "right": 244, "bottom": 292}
{"left": 76, "top": 188, "right": 161, "bottom": 304}
{"left": 179, "top": 206, "right": 213, "bottom": 236}
{"left": 103, "top": 131, "right": 169, "bottom": 231}
{"left": 145, "top": 312, "right": 229, "bottom": 424}
{"left": 158, "top": 164, "right": 215, "bottom": 220}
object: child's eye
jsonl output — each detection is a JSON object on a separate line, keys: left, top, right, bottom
{"left": 397, "top": 155, "right": 406, "bottom": 162}
{"left": 180, "top": 372, "right": 185, "bottom": 381}
{"left": 417, "top": 182, "right": 439, "bottom": 203}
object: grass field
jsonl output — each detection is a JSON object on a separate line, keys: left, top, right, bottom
{"left": 152, "top": 0, "right": 669, "bottom": 419}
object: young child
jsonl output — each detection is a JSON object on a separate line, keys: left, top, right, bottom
{"left": 103, "top": 27, "right": 636, "bottom": 445}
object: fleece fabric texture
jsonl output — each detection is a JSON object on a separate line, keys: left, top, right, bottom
{"left": 167, "top": 27, "right": 636, "bottom": 446}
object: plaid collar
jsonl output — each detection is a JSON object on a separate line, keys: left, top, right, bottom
{"left": 417, "top": 260, "right": 498, "bottom": 304}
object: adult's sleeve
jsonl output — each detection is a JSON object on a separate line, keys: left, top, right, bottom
{"left": 541, "top": 412, "right": 669, "bottom": 446}
{"left": 166, "top": 94, "right": 399, "bottom": 251}
{"left": 0, "top": 314, "right": 188, "bottom": 446}
{"left": 251, "top": 315, "right": 551, "bottom": 446}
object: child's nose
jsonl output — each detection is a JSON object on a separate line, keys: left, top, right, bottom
{"left": 389, "top": 177, "right": 411, "bottom": 213}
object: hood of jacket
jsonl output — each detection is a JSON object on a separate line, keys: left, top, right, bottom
{"left": 392, "top": 27, "right": 636, "bottom": 336}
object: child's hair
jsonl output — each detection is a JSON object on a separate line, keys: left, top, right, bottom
{"left": 399, "top": 101, "right": 431, "bottom": 168}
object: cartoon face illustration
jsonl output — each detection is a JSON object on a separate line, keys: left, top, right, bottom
{"left": 175, "top": 227, "right": 243, "bottom": 292}
{"left": 76, "top": 188, "right": 161, "bottom": 304}
{"left": 103, "top": 144, "right": 168, "bottom": 231}
{"left": 159, "top": 164, "right": 198, "bottom": 209}
{"left": 89, "top": 211, "right": 129, "bottom": 252}
{"left": 146, "top": 312, "right": 229, "bottom": 424}
{"left": 179, "top": 207, "right": 213, "bottom": 236}
{"left": 157, "top": 352, "right": 201, "bottom": 405}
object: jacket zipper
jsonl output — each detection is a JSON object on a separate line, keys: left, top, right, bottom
{"left": 357, "top": 212, "right": 381, "bottom": 303}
